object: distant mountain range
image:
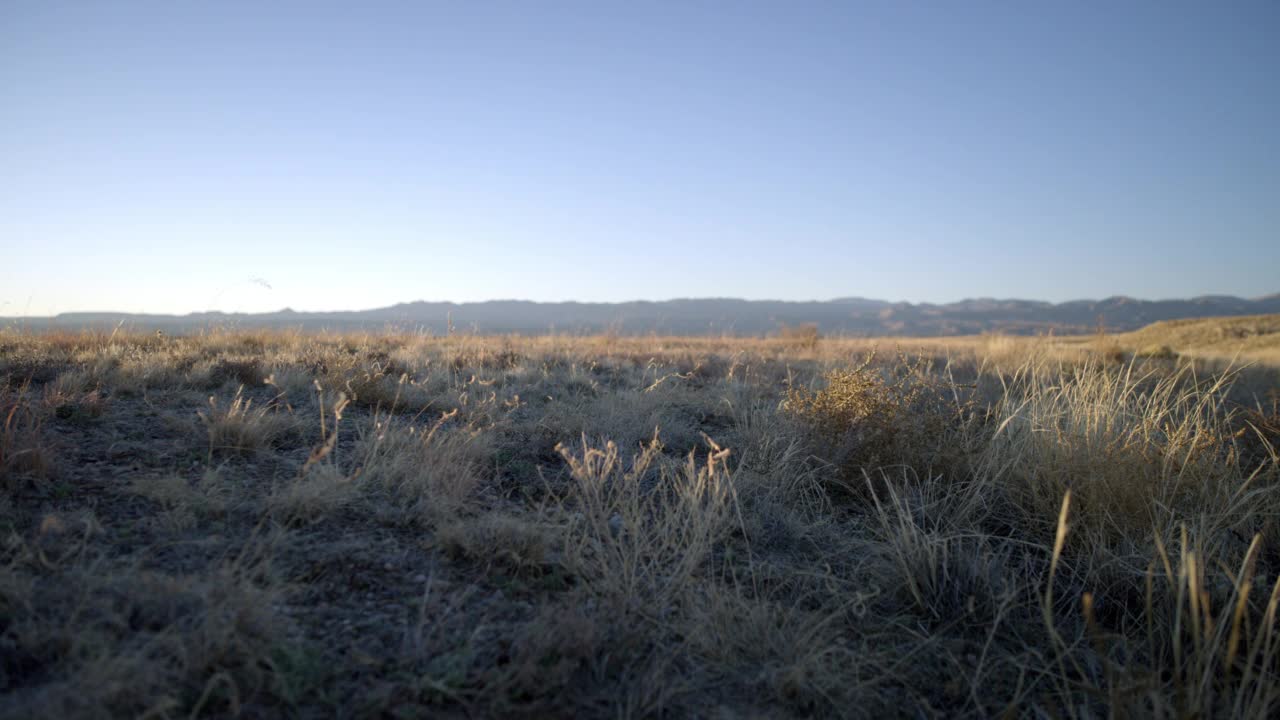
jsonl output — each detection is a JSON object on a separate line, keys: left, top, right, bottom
{"left": 6, "top": 295, "right": 1280, "bottom": 337}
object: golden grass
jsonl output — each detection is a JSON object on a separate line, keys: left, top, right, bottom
{"left": 981, "top": 360, "right": 1260, "bottom": 543}
{"left": 1119, "top": 314, "right": 1280, "bottom": 363}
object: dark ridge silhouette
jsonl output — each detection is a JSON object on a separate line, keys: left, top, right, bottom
{"left": 6, "top": 294, "right": 1280, "bottom": 336}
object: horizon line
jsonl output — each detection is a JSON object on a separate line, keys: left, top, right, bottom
{"left": 3, "top": 291, "right": 1278, "bottom": 319}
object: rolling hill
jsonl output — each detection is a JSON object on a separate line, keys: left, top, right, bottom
{"left": 5, "top": 294, "right": 1280, "bottom": 336}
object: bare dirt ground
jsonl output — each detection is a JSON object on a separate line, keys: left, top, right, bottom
{"left": 2, "top": 326, "right": 1279, "bottom": 718}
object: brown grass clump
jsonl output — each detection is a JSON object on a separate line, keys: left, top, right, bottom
{"left": 197, "top": 386, "right": 295, "bottom": 456}
{"left": 778, "top": 322, "right": 821, "bottom": 351}
{"left": 356, "top": 409, "right": 487, "bottom": 523}
{"left": 1, "top": 384, "right": 53, "bottom": 486}
{"left": 268, "top": 390, "right": 361, "bottom": 523}
{"left": 131, "top": 468, "right": 231, "bottom": 532}
{"left": 864, "top": 476, "right": 1021, "bottom": 621}
{"left": 209, "top": 355, "right": 266, "bottom": 388}
{"left": 683, "top": 585, "right": 868, "bottom": 710}
{"left": 553, "top": 433, "right": 733, "bottom": 608}
{"left": 1038, "top": 495, "right": 1280, "bottom": 717}
{"left": 268, "top": 462, "right": 361, "bottom": 524}
{"left": 492, "top": 601, "right": 602, "bottom": 705}
{"left": 784, "top": 354, "right": 958, "bottom": 489}
{"left": 437, "top": 512, "right": 550, "bottom": 570}
{"left": 41, "top": 369, "right": 109, "bottom": 425}
{"left": 981, "top": 360, "right": 1269, "bottom": 548}
{"left": 1239, "top": 394, "right": 1280, "bottom": 469}
{"left": 338, "top": 368, "right": 433, "bottom": 412}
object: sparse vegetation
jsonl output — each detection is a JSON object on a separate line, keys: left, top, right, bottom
{"left": 784, "top": 352, "right": 958, "bottom": 490}
{"left": 1, "top": 383, "right": 53, "bottom": 487}
{"left": 1, "top": 323, "right": 1278, "bottom": 717}
{"left": 778, "top": 322, "right": 822, "bottom": 350}
{"left": 197, "top": 386, "right": 297, "bottom": 456}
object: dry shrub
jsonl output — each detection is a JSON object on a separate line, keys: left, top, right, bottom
{"left": 784, "top": 354, "right": 956, "bottom": 489}
{"left": 535, "top": 380, "right": 710, "bottom": 459}
{"left": 260, "top": 390, "right": 361, "bottom": 524}
{"left": 45, "top": 367, "right": 93, "bottom": 394}
{"left": 979, "top": 333, "right": 1023, "bottom": 367}
{"left": 553, "top": 433, "right": 733, "bottom": 608}
{"left": 1129, "top": 531, "right": 1280, "bottom": 717}
{"left": 394, "top": 579, "right": 600, "bottom": 715}
{"left": 447, "top": 343, "right": 525, "bottom": 371}
{"left": 5, "top": 327, "right": 1278, "bottom": 717}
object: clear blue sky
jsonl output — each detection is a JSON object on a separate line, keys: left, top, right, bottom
{"left": 2, "top": 1, "right": 1278, "bottom": 315}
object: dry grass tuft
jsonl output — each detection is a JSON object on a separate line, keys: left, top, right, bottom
{"left": 356, "top": 410, "right": 487, "bottom": 523}
{"left": 209, "top": 355, "right": 267, "bottom": 388}
{"left": 133, "top": 467, "right": 231, "bottom": 513}
{"left": 268, "top": 462, "right": 360, "bottom": 523}
{"left": 1, "top": 384, "right": 53, "bottom": 486}
{"left": 437, "top": 512, "right": 551, "bottom": 570}
{"left": 554, "top": 433, "right": 734, "bottom": 607}
{"left": 778, "top": 322, "right": 822, "bottom": 351}
{"left": 43, "top": 369, "right": 109, "bottom": 423}
{"left": 197, "top": 386, "right": 295, "bottom": 455}
{"left": 981, "top": 359, "right": 1271, "bottom": 546}
{"left": 1042, "top": 498, "right": 1280, "bottom": 717}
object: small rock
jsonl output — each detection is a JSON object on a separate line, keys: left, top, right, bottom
{"left": 413, "top": 574, "right": 427, "bottom": 583}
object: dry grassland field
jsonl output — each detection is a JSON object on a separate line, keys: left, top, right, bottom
{"left": 2, "top": 318, "right": 1280, "bottom": 718}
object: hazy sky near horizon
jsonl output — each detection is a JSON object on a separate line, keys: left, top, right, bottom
{"left": 2, "top": 2, "right": 1278, "bottom": 316}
